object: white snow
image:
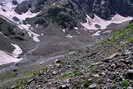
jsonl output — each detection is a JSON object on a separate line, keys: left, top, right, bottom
{"left": 15, "top": 0, "right": 26, "bottom": 4}
{"left": 0, "top": 50, "right": 22, "bottom": 65}
{"left": 111, "top": 14, "right": 132, "bottom": 24}
{"left": 66, "top": 34, "right": 73, "bottom": 38}
{"left": 0, "top": 0, "right": 39, "bottom": 22}
{"left": 74, "top": 27, "right": 78, "bottom": 30}
{"left": 92, "top": 31, "right": 101, "bottom": 36}
{"left": 81, "top": 14, "right": 133, "bottom": 30}
{"left": 18, "top": 24, "right": 40, "bottom": 42}
{"left": 41, "top": 33, "right": 44, "bottom": 36}
{"left": 11, "top": 43, "right": 23, "bottom": 58}
{"left": 0, "top": 0, "right": 26, "bottom": 6}
{"left": 62, "top": 29, "right": 66, "bottom": 33}
{"left": 0, "top": 0, "right": 40, "bottom": 42}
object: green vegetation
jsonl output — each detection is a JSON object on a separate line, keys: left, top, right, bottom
{"left": 0, "top": 64, "right": 47, "bottom": 87}
{"left": 110, "top": 22, "right": 133, "bottom": 43}
{"left": 82, "top": 80, "right": 92, "bottom": 88}
{"left": 89, "top": 64, "right": 97, "bottom": 73}
{"left": 57, "top": 67, "right": 81, "bottom": 80}
{"left": 120, "top": 80, "right": 129, "bottom": 88}
{"left": 57, "top": 72, "right": 74, "bottom": 80}
{"left": 97, "top": 22, "right": 133, "bottom": 48}
{"left": 14, "top": 79, "right": 27, "bottom": 88}
{"left": 0, "top": 72, "right": 17, "bottom": 82}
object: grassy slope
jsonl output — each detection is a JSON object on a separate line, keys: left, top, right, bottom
{"left": 97, "top": 22, "right": 133, "bottom": 48}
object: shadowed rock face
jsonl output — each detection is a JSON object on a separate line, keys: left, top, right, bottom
{"left": 14, "top": 0, "right": 133, "bottom": 31}
{"left": 0, "top": 0, "right": 132, "bottom": 66}
{"left": 14, "top": 1, "right": 31, "bottom": 14}
{"left": 0, "top": 17, "right": 35, "bottom": 56}
{"left": 16, "top": 0, "right": 133, "bottom": 18}
{"left": 0, "top": 17, "right": 30, "bottom": 41}
{"left": 0, "top": 0, "right": 133, "bottom": 53}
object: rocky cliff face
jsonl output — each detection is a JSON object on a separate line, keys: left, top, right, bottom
{"left": 0, "top": 0, "right": 133, "bottom": 65}
{"left": 1, "top": 0, "right": 133, "bottom": 31}
{"left": 16, "top": 0, "right": 133, "bottom": 18}
{"left": 13, "top": 0, "right": 133, "bottom": 31}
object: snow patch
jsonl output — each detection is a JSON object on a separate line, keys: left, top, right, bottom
{"left": 0, "top": 5, "right": 39, "bottom": 22}
{"left": 111, "top": 14, "right": 132, "bottom": 24}
{"left": 62, "top": 29, "right": 66, "bottom": 33}
{"left": 3, "top": 0, "right": 26, "bottom": 3}
{"left": 74, "top": 27, "right": 78, "bottom": 30}
{"left": 0, "top": 50, "right": 22, "bottom": 65}
{"left": 11, "top": 43, "right": 23, "bottom": 58}
{"left": 92, "top": 31, "right": 101, "bottom": 36}
{"left": 41, "top": 33, "right": 44, "bottom": 36}
{"left": 81, "top": 14, "right": 133, "bottom": 30}
{"left": 18, "top": 24, "right": 40, "bottom": 42}
{"left": 66, "top": 34, "right": 73, "bottom": 38}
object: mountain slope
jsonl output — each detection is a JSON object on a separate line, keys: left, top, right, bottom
{"left": 0, "top": 0, "right": 132, "bottom": 73}
{"left": 0, "top": 0, "right": 133, "bottom": 88}
{"left": 0, "top": 22, "right": 133, "bottom": 89}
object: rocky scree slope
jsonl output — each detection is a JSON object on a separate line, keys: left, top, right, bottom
{"left": 0, "top": 22, "right": 133, "bottom": 89}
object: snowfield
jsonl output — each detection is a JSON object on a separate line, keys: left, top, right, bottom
{"left": 81, "top": 14, "right": 133, "bottom": 30}
{"left": 0, "top": 50, "right": 22, "bottom": 65}
{"left": 11, "top": 43, "right": 23, "bottom": 58}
